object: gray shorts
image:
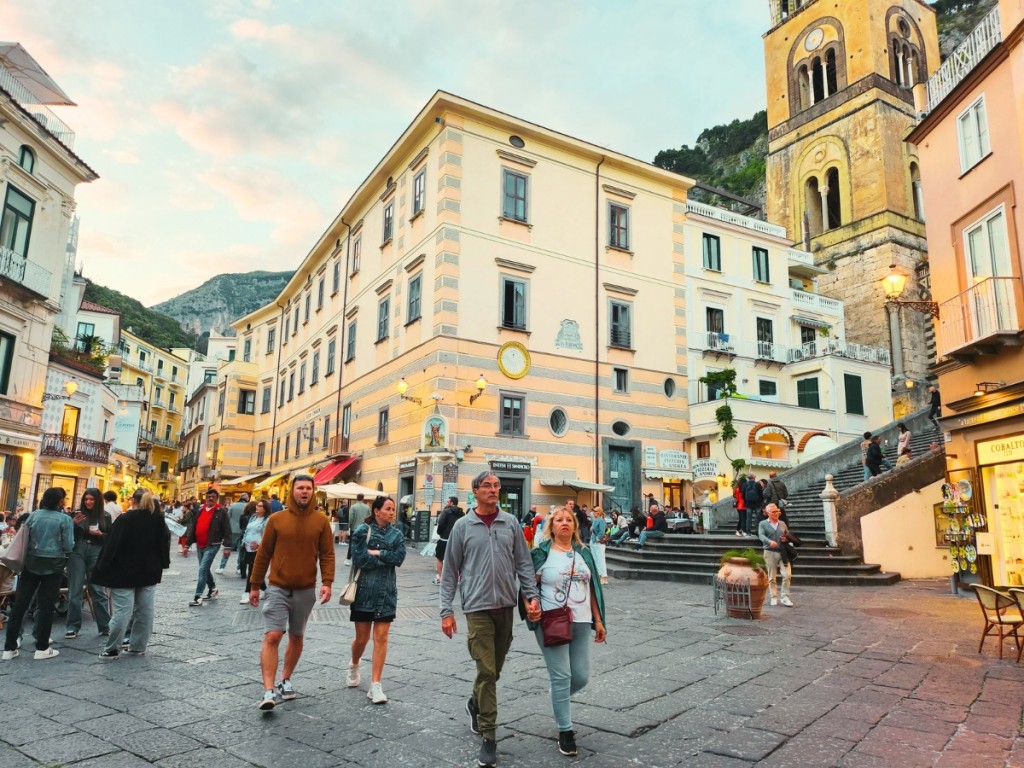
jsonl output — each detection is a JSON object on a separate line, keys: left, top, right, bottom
{"left": 261, "top": 586, "right": 317, "bottom": 637}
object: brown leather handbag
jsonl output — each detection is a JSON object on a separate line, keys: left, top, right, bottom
{"left": 540, "top": 552, "right": 575, "bottom": 647}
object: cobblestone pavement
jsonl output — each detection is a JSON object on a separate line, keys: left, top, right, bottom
{"left": 2, "top": 543, "right": 1023, "bottom": 767}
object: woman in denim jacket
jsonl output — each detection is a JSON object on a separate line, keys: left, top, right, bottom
{"left": 3, "top": 487, "right": 74, "bottom": 661}
{"left": 346, "top": 495, "right": 406, "bottom": 704}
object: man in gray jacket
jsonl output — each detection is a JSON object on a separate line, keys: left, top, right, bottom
{"left": 440, "top": 471, "right": 540, "bottom": 768}
{"left": 217, "top": 493, "right": 249, "bottom": 574}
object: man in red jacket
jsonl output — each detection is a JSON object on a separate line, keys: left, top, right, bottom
{"left": 186, "top": 489, "right": 232, "bottom": 607}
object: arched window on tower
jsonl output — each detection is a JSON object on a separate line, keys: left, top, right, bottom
{"left": 811, "top": 55, "right": 824, "bottom": 103}
{"left": 892, "top": 39, "right": 904, "bottom": 86}
{"left": 798, "top": 64, "right": 811, "bottom": 109}
{"left": 910, "top": 162, "right": 924, "bottom": 221}
{"left": 825, "top": 49, "right": 838, "bottom": 95}
{"left": 903, "top": 44, "right": 914, "bottom": 87}
{"left": 805, "top": 176, "right": 823, "bottom": 238}
{"left": 825, "top": 168, "right": 842, "bottom": 230}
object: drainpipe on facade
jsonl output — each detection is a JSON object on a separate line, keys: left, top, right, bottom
{"left": 268, "top": 300, "right": 286, "bottom": 470}
{"left": 333, "top": 219, "right": 353, "bottom": 449}
{"left": 594, "top": 156, "right": 605, "bottom": 485}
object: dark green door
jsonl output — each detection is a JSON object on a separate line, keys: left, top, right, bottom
{"left": 607, "top": 447, "right": 634, "bottom": 517}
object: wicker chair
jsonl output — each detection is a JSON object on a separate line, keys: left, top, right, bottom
{"left": 974, "top": 585, "right": 1024, "bottom": 660}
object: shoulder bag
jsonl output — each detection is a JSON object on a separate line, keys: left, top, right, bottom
{"left": 0, "top": 524, "right": 28, "bottom": 574}
{"left": 540, "top": 550, "right": 575, "bottom": 647}
{"left": 338, "top": 525, "right": 372, "bottom": 606}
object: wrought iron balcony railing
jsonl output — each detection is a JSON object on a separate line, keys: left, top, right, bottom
{"left": 40, "top": 433, "right": 111, "bottom": 464}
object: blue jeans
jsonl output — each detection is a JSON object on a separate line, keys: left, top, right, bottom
{"left": 609, "top": 529, "right": 630, "bottom": 546}
{"left": 106, "top": 585, "right": 156, "bottom": 653}
{"left": 66, "top": 541, "right": 111, "bottom": 633}
{"left": 637, "top": 529, "right": 664, "bottom": 547}
{"left": 219, "top": 535, "right": 241, "bottom": 571}
{"left": 194, "top": 545, "right": 218, "bottom": 598}
{"left": 863, "top": 464, "right": 871, "bottom": 482}
{"left": 535, "top": 622, "right": 592, "bottom": 731}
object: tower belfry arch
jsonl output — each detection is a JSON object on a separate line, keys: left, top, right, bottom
{"left": 763, "top": 0, "right": 941, "bottom": 414}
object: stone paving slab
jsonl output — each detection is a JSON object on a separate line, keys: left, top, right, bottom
{"left": 3, "top": 543, "right": 1024, "bottom": 766}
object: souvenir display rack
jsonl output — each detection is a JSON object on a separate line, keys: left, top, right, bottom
{"left": 941, "top": 478, "right": 981, "bottom": 584}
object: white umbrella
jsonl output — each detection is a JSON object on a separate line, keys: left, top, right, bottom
{"left": 320, "top": 481, "right": 387, "bottom": 500}
{"left": 0, "top": 43, "right": 75, "bottom": 105}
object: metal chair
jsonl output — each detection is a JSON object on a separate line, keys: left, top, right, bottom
{"left": 974, "top": 585, "right": 1024, "bottom": 660}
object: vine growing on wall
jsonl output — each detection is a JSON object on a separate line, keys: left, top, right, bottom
{"left": 698, "top": 369, "right": 745, "bottom": 477}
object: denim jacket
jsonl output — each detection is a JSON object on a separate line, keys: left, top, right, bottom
{"left": 350, "top": 521, "right": 407, "bottom": 617}
{"left": 27, "top": 508, "right": 74, "bottom": 559}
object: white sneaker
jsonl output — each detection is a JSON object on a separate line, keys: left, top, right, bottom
{"left": 215, "top": 568, "right": 225, "bottom": 575}
{"left": 1, "top": 649, "right": 18, "bottom": 660}
{"left": 33, "top": 647, "right": 59, "bottom": 660}
{"left": 240, "top": 594, "right": 250, "bottom": 604}
{"left": 346, "top": 662, "right": 361, "bottom": 688}
{"left": 344, "top": 559, "right": 351, "bottom": 566}
{"left": 781, "top": 596, "right": 794, "bottom": 607}
{"left": 368, "top": 682, "right": 387, "bottom": 704}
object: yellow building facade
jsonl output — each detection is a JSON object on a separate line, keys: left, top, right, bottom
{"left": 764, "top": 0, "right": 940, "bottom": 415}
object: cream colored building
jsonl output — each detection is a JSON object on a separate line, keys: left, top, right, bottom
{"left": 0, "top": 44, "right": 97, "bottom": 510}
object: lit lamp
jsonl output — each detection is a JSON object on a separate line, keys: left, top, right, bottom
{"left": 64, "top": 380, "right": 79, "bottom": 396}
{"left": 396, "top": 378, "right": 422, "bottom": 405}
{"left": 881, "top": 264, "right": 939, "bottom": 317}
{"left": 974, "top": 381, "right": 1005, "bottom": 396}
{"left": 469, "top": 375, "right": 487, "bottom": 405}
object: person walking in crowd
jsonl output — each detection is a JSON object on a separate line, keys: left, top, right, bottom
{"left": 741, "top": 473, "right": 763, "bottom": 536}
{"left": 346, "top": 493, "right": 370, "bottom": 567}
{"left": 860, "top": 432, "right": 873, "bottom": 482}
{"left": 929, "top": 385, "right": 942, "bottom": 428}
{"left": 93, "top": 490, "right": 171, "bottom": 659}
{"left": 185, "top": 489, "right": 232, "bottom": 607}
{"left": 439, "top": 471, "right": 541, "bottom": 768}
{"left": 218, "top": 493, "right": 249, "bottom": 575}
{"left": 588, "top": 505, "right": 608, "bottom": 587}
{"left": 347, "top": 496, "right": 406, "bottom": 704}
{"left": 865, "top": 435, "right": 884, "bottom": 477}
{"left": 239, "top": 498, "right": 268, "bottom": 604}
{"left": 897, "top": 422, "right": 911, "bottom": 458}
{"left": 527, "top": 505, "right": 606, "bottom": 757}
{"left": 758, "top": 503, "right": 794, "bottom": 607}
{"left": 269, "top": 494, "right": 284, "bottom": 514}
{"left": 103, "top": 490, "right": 121, "bottom": 523}
{"left": 636, "top": 503, "right": 668, "bottom": 550}
{"left": 64, "top": 488, "right": 113, "bottom": 640}
{"left": 433, "top": 496, "right": 464, "bottom": 585}
{"left": 249, "top": 475, "right": 335, "bottom": 711}
{"left": 733, "top": 479, "right": 748, "bottom": 537}
{"left": 2, "top": 487, "right": 73, "bottom": 660}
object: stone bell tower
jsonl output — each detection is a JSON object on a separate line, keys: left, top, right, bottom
{"left": 763, "top": 0, "right": 940, "bottom": 415}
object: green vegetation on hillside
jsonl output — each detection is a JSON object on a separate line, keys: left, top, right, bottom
{"left": 83, "top": 280, "right": 197, "bottom": 349}
{"left": 151, "top": 270, "right": 293, "bottom": 336}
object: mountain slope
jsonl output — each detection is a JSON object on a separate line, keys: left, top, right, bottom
{"left": 151, "top": 270, "right": 293, "bottom": 336}
{"left": 82, "top": 280, "right": 196, "bottom": 349}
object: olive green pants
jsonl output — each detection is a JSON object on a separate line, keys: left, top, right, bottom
{"left": 466, "top": 608, "right": 514, "bottom": 739}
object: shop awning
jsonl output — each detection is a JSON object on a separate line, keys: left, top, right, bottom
{"left": 320, "top": 481, "right": 385, "bottom": 500}
{"left": 644, "top": 470, "right": 692, "bottom": 481}
{"left": 219, "top": 471, "right": 269, "bottom": 487}
{"left": 540, "top": 478, "right": 616, "bottom": 493}
{"left": 791, "top": 315, "right": 832, "bottom": 330}
{"left": 253, "top": 472, "right": 289, "bottom": 491}
{"left": 313, "top": 456, "right": 358, "bottom": 486}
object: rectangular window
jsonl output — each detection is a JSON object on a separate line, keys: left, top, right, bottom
{"left": 304, "top": 293, "right": 311, "bottom": 322}
{"left": 408, "top": 274, "right": 422, "bottom": 323}
{"left": 261, "top": 386, "right": 271, "bottom": 414}
{"left": 311, "top": 351, "right": 320, "bottom": 384}
{"left": 352, "top": 236, "right": 362, "bottom": 274}
{"left": 702, "top": 233, "right": 722, "bottom": 271}
{"left": 759, "top": 379, "right": 779, "bottom": 402}
{"left": 242, "top": 338, "right": 251, "bottom": 362}
{"left": 327, "top": 338, "right": 337, "bottom": 373}
{"left": 266, "top": 328, "right": 276, "bottom": 354}
{"left": 609, "top": 202, "right": 630, "bottom": 250}
{"left": 799, "top": 325, "right": 817, "bottom": 356}
{"left": 217, "top": 390, "right": 225, "bottom": 416}
{"left": 293, "top": 306, "right": 299, "bottom": 334}
{"left": 75, "top": 322, "right": 95, "bottom": 351}
{"left": 844, "top": 373, "right": 865, "bottom": 415}
{"left": 256, "top": 443, "right": 266, "bottom": 467}
{"left": 295, "top": 429, "right": 301, "bottom": 458}
{"left": 275, "top": 439, "right": 280, "bottom": 464}
{"left": 1, "top": 185, "right": 35, "bottom": 257}
{"left": 697, "top": 440, "right": 711, "bottom": 459}
{"left": 500, "top": 393, "right": 525, "bottom": 436}
{"left": 278, "top": 377, "right": 286, "bottom": 408}
{"left": 610, "top": 300, "right": 632, "bottom": 349}
{"left": 283, "top": 316, "right": 290, "bottom": 342}
{"left": 501, "top": 277, "right": 527, "bottom": 330}
{"left": 288, "top": 371, "right": 295, "bottom": 401}
{"left": 382, "top": 201, "right": 394, "bottom": 243}
{"left": 752, "top": 246, "right": 770, "bottom": 283}
{"left": 308, "top": 425, "right": 314, "bottom": 454}
{"left": 284, "top": 435, "right": 290, "bottom": 460}
{"left": 204, "top": 369, "right": 216, "bottom": 384}
{"left": 0, "top": 331, "right": 14, "bottom": 394}
{"left": 755, "top": 317, "right": 774, "bottom": 359}
{"left": 377, "top": 298, "right": 390, "bottom": 342}
{"left": 706, "top": 307, "right": 726, "bottom": 349}
{"left": 298, "top": 363, "right": 306, "bottom": 394}
{"left": 377, "top": 407, "right": 389, "bottom": 443}
{"left": 958, "top": 94, "right": 991, "bottom": 173}
{"left": 238, "top": 389, "right": 256, "bottom": 415}
{"left": 317, "top": 279, "right": 324, "bottom": 310}
{"left": 413, "top": 169, "right": 426, "bottom": 216}
{"left": 613, "top": 367, "right": 629, "bottom": 393}
{"left": 332, "top": 260, "right": 341, "bottom": 293}
{"left": 797, "top": 377, "right": 821, "bottom": 409}
{"left": 342, "top": 403, "right": 351, "bottom": 444}
{"left": 227, "top": 349, "right": 235, "bottom": 362}
{"left": 163, "top": 427, "right": 171, "bottom": 442}
{"left": 502, "top": 169, "right": 529, "bottom": 222}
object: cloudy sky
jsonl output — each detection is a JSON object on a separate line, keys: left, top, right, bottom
{"left": 8, "top": 0, "right": 771, "bottom": 306}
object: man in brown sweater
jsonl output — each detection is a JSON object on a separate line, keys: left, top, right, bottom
{"left": 249, "top": 475, "right": 335, "bottom": 710}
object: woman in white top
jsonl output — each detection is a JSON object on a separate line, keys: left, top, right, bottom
{"left": 897, "top": 423, "right": 911, "bottom": 457}
{"left": 525, "top": 506, "right": 606, "bottom": 758}
{"left": 239, "top": 499, "right": 269, "bottom": 604}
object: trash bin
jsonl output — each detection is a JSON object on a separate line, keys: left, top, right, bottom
{"left": 412, "top": 509, "right": 432, "bottom": 543}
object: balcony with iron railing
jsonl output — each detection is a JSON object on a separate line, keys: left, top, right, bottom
{"left": 699, "top": 333, "right": 889, "bottom": 367}
{"left": 151, "top": 398, "right": 166, "bottom": 411}
{"left": 926, "top": 6, "right": 1001, "bottom": 112}
{"left": 609, "top": 328, "right": 632, "bottom": 349}
{"left": 153, "top": 436, "right": 178, "bottom": 449}
{"left": 938, "top": 276, "right": 1023, "bottom": 359}
{"left": 138, "top": 429, "right": 155, "bottom": 444}
{"left": 178, "top": 452, "right": 198, "bottom": 472}
{"left": 40, "top": 433, "right": 111, "bottom": 464}
{"left": 0, "top": 245, "right": 52, "bottom": 299}
{"left": 0, "top": 63, "right": 76, "bottom": 148}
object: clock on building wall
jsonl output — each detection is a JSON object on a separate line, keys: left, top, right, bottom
{"left": 497, "top": 341, "right": 531, "bottom": 379}
{"left": 805, "top": 28, "right": 824, "bottom": 52}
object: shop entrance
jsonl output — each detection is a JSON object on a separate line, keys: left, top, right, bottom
{"left": 982, "top": 459, "right": 1024, "bottom": 586}
{"left": 499, "top": 478, "right": 524, "bottom": 521}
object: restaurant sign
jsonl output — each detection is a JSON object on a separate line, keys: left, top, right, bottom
{"left": 692, "top": 458, "right": 719, "bottom": 480}
{"left": 977, "top": 434, "right": 1024, "bottom": 465}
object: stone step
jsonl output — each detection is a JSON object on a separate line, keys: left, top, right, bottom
{"left": 605, "top": 551, "right": 884, "bottom": 574}
{"left": 607, "top": 566, "right": 902, "bottom": 587}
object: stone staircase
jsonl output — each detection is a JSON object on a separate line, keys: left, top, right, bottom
{"left": 605, "top": 409, "right": 940, "bottom": 587}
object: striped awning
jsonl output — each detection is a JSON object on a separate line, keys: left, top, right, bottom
{"left": 791, "top": 315, "right": 832, "bottom": 330}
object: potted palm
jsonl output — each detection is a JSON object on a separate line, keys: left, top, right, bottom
{"left": 717, "top": 548, "right": 769, "bottom": 619}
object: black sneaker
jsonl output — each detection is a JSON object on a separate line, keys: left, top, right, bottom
{"left": 64, "top": 630, "right": 78, "bottom": 640}
{"left": 558, "top": 730, "right": 578, "bottom": 757}
{"left": 98, "top": 649, "right": 120, "bottom": 661}
{"left": 466, "top": 697, "right": 480, "bottom": 735}
{"left": 478, "top": 738, "right": 497, "bottom": 768}
{"left": 122, "top": 637, "right": 131, "bottom": 649}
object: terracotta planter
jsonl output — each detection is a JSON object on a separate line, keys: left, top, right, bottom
{"left": 717, "top": 557, "right": 769, "bottom": 619}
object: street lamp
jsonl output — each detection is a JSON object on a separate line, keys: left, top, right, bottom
{"left": 974, "top": 381, "right": 1005, "bottom": 396}
{"left": 881, "top": 265, "right": 939, "bottom": 317}
{"left": 396, "top": 378, "right": 422, "bottom": 405}
{"left": 468, "top": 375, "right": 487, "bottom": 405}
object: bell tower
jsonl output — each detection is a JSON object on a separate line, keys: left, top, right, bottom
{"left": 764, "top": 0, "right": 940, "bottom": 413}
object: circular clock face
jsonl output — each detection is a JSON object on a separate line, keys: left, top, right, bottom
{"left": 805, "top": 28, "right": 824, "bottom": 52}
{"left": 498, "top": 341, "right": 530, "bottom": 379}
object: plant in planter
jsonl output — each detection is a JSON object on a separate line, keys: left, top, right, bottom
{"left": 716, "top": 547, "right": 769, "bottom": 619}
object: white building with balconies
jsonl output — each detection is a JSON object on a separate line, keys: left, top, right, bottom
{"left": 682, "top": 201, "right": 894, "bottom": 493}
